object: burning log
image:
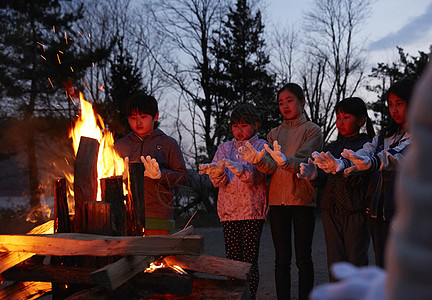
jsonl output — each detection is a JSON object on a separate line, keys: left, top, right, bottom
{"left": 84, "top": 201, "right": 111, "bottom": 235}
{"left": 0, "top": 281, "right": 52, "bottom": 300}
{"left": 128, "top": 163, "right": 145, "bottom": 234}
{"left": 73, "top": 136, "right": 99, "bottom": 233}
{"left": 0, "top": 233, "right": 203, "bottom": 257}
{"left": 100, "top": 176, "right": 125, "bottom": 236}
{"left": 89, "top": 226, "right": 194, "bottom": 290}
{"left": 163, "top": 254, "right": 251, "bottom": 281}
{"left": 54, "top": 178, "right": 70, "bottom": 233}
{"left": 0, "top": 220, "right": 54, "bottom": 274}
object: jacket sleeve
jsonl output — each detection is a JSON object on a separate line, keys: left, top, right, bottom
{"left": 158, "top": 140, "right": 188, "bottom": 188}
{"left": 372, "top": 137, "right": 411, "bottom": 171}
{"left": 208, "top": 144, "right": 228, "bottom": 187}
{"left": 280, "top": 125, "right": 323, "bottom": 173}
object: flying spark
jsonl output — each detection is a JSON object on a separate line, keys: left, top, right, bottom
{"left": 48, "top": 78, "right": 54, "bottom": 88}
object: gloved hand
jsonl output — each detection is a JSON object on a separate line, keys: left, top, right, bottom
{"left": 309, "top": 262, "right": 386, "bottom": 300}
{"left": 312, "top": 151, "right": 344, "bottom": 174}
{"left": 198, "top": 162, "right": 225, "bottom": 177}
{"left": 141, "top": 155, "right": 161, "bottom": 179}
{"left": 297, "top": 158, "right": 317, "bottom": 180}
{"left": 341, "top": 149, "right": 372, "bottom": 175}
{"left": 222, "top": 158, "right": 244, "bottom": 177}
{"left": 264, "top": 140, "right": 288, "bottom": 166}
{"left": 122, "top": 157, "right": 130, "bottom": 181}
{"left": 237, "top": 142, "right": 265, "bottom": 164}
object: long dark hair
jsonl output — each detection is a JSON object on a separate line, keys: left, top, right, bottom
{"left": 382, "top": 78, "right": 416, "bottom": 137}
{"left": 335, "top": 97, "right": 375, "bottom": 138}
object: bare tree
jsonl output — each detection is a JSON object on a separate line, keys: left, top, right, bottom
{"left": 301, "top": 0, "right": 371, "bottom": 142}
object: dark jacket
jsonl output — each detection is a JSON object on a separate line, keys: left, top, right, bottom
{"left": 319, "top": 133, "right": 372, "bottom": 215}
{"left": 114, "top": 129, "right": 187, "bottom": 219}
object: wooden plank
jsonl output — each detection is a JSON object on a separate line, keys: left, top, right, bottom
{"left": 0, "top": 281, "right": 52, "bottom": 300}
{"left": 0, "top": 233, "right": 203, "bottom": 257}
{"left": 54, "top": 178, "right": 70, "bottom": 233}
{"left": 84, "top": 201, "right": 111, "bottom": 235}
{"left": 101, "top": 176, "right": 125, "bottom": 236}
{"left": 89, "top": 226, "right": 194, "bottom": 290}
{"left": 0, "top": 220, "right": 54, "bottom": 274}
{"left": 2, "top": 263, "right": 94, "bottom": 284}
{"left": 128, "top": 163, "right": 145, "bottom": 234}
{"left": 74, "top": 136, "right": 99, "bottom": 233}
{"left": 163, "top": 254, "right": 251, "bottom": 280}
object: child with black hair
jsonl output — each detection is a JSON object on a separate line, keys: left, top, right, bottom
{"left": 315, "top": 78, "right": 416, "bottom": 268}
{"left": 199, "top": 103, "right": 268, "bottom": 300}
{"left": 237, "top": 83, "right": 323, "bottom": 300}
{"left": 298, "top": 97, "right": 375, "bottom": 281}
{"left": 114, "top": 92, "right": 188, "bottom": 236}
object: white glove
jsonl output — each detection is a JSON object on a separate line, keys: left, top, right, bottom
{"left": 140, "top": 155, "right": 161, "bottom": 179}
{"left": 198, "top": 162, "right": 225, "bottom": 177}
{"left": 237, "top": 142, "right": 265, "bottom": 164}
{"left": 264, "top": 140, "right": 288, "bottom": 167}
{"left": 297, "top": 158, "right": 317, "bottom": 180}
{"left": 310, "top": 262, "right": 386, "bottom": 300}
{"left": 312, "top": 151, "right": 345, "bottom": 174}
{"left": 222, "top": 159, "right": 244, "bottom": 177}
{"left": 341, "top": 149, "right": 372, "bottom": 175}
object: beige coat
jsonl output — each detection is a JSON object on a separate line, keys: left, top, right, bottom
{"left": 255, "top": 114, "right": 323, "bottom": 206}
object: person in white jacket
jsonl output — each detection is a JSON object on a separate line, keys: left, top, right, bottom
{"left": 310, "top": 54, "right": 432, "bottom": 300}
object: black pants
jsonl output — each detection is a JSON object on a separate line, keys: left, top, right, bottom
{"left": 368, "top": 218, "right": 390, "bottom": 268}
{"left": 322, "top": 210, "right": 370, "bottom": 281}
{"left": 269, "top": 205, "right": 315, "bottom": 300}
{"left": 222, "top": 219, "right": 264, "bottom": 300}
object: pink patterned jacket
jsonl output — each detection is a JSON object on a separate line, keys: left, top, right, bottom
{"left": 210, "top": 135, "right": 268, "bottom": 222}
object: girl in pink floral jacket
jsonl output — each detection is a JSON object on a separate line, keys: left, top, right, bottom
{"left": 199, "top": 103, "right": 268, "bottom": 299}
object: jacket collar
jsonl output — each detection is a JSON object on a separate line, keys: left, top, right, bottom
{"left": 282, "top": 114, "right": 307, "bottom": 127}
{"left": 233, "top": 134, "right": 259, "bottom": 148}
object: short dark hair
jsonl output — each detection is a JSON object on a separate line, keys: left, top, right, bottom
{"left": 277, "top": 83, "right": 305, "bottom": 102}
{"left": 230, "top": 103, "right": 261, "bottom": 126}
{"left": 125, "top": 92, "right": 158, "bottom": 117}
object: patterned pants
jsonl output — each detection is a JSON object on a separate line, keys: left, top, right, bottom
{"left": 222, "top": 219, "right": 264, "bottom": 300}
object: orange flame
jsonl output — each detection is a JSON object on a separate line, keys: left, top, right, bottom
{"left": 144, "top": 260, "right": 187, "bottom": 275}
{"left": 68, "top": 92, "right": 125, "bottom": 201}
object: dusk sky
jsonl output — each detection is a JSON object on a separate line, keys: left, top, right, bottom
{"left": 267, "top": 0, "right": 432, "bottom": 66}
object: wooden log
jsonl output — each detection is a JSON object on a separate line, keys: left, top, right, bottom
{"left": 64, "top": 286, "right": 107, "bottom": 300}
{"left": 54, "top": 178, "right": 70, "bottom": 233}
{"left": 2, "top": 263, "right": 94, "bottom": 284}
{"left": 0, "top": 233, "right": 203, "bottom": 257}
{"left": 128, "top": 162, "right": 145, "bottom": 233}
{"left": 84, "top": 201, "right": 111, "bottom": 235}
{"left": 163, "top": 254, "right": 251, "bottom": 280}
{"left": 101, "top": 176, "right": 125, "bottom": 236}
{"left": 89, "top": 226, "right": 194, "bottom": 290}
{"left": 0, "top": 220, "right": 53, "bottom": 274}
{"left": 73, "top": 136, "right": 99, "bottom": 233}
{"left": 0, "top": 281, "right": 52, "bottom": 300}
{"left": 177, "top": 277, "right": 249, "bottom": 300}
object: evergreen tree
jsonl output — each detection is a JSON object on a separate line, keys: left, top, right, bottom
{"left": 105, "top": 40, "right": 146, "bottom": 138}
{"left": 209, "top": 0, "right": 277, "bottom": 145}
{"left": 367, "top": 47, "right": 429, "bottom": 130}
{"left": 0, "top": 0, "right": 110, "bottom": 215}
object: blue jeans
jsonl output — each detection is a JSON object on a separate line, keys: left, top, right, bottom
{"left": 269, "top": 205, "right": 315, "bottom": 300}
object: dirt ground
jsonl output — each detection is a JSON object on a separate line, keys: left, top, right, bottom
{"left": 193, "top": 214, "right": 330, "bottom": 300}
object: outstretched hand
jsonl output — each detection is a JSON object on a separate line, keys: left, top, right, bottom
{"left": 312, "top": 151, "right": 344, "bottom": 174}
{"left": 237, "top": 142, "right": 265, "bottom": 164}
{"left": 341, "top": 149, "right": 372, "bottom": 175}
{"left": 297, "top": 158, "right": 317, "bottom": 180}
{"left": 198, "top": 162, "right": 225, "bottom": 177}
{"left": 264, "top": 140, "right": 287, "bottom": 166}
{"left": 141, "top": 155, "right": 161, "bottom": 179}
{"left": 222, "top": 159, "right": 244, "bottom": 177}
